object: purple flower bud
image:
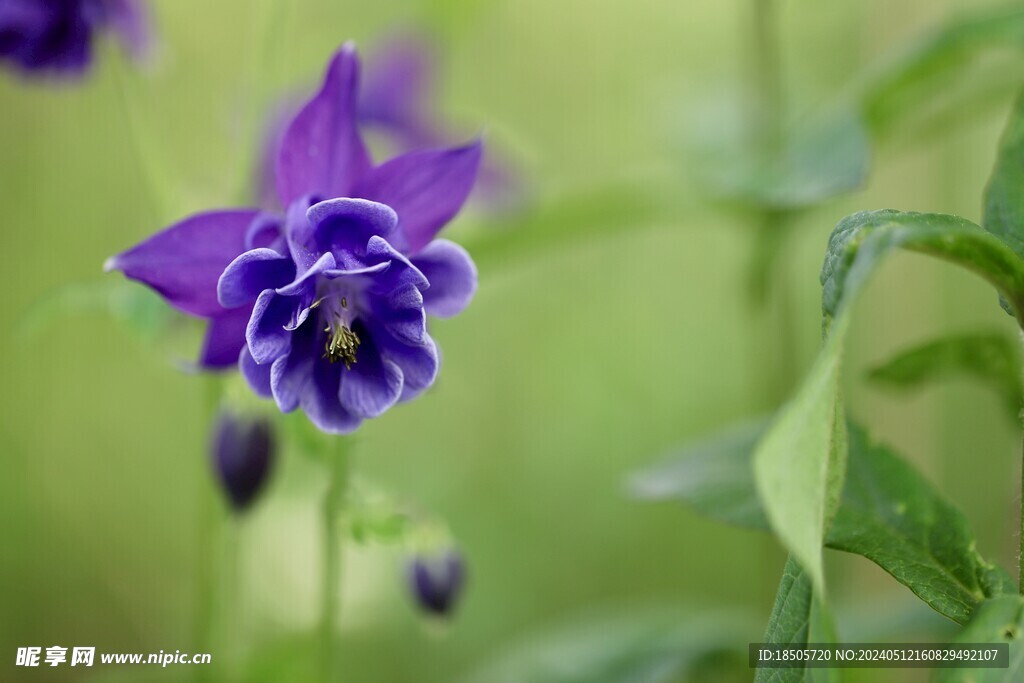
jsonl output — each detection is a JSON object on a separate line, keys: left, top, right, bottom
{"left": 408, "top": 550, "right": 465, "bottom": 617}
{"left": 211, "top": 410, "right": 275, "bottom": 511}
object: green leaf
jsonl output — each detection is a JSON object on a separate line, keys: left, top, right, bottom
{"left": 686, "top": 104, "right": 870, "bottom": 209}
{"left": 628, "top": 418, "right": 771, "bottom": 530}
{"left": 753, "top": 320, "right": 848, "bottom": 594}
{"left": 828, "top": 425, "right": 1015, "bottom": 624}
{"left": 935, "top": 595, "right": 1024, "bottom": 683}
{"left": 459, "top": 607, "right": 754, "bottom": 683}
{"left": 862, "top": 7, "right": 1024, "bottom": 136}
{"left": 754, "top": 557, "right": 837, "bottom": 683}
{"left": 985, "top": 89, "right": 1024, "bottom": 261}
{"left": 821, "top": 210, "right": 1024, "bottom": 325}
{"left": 17, "top": 279, "right": 173, "bottom": 342}
{"left": 463, "top": 181, "right": 674, "bottom": 272}
{"left": 632, "top": 421, "right": 1013, "bottom": 624}
{"left": 867, "top": 331, "right": 1023, "bottom": 421}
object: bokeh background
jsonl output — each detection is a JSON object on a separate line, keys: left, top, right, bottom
{"left": 2, "top": 0, "right": 1023, "bottom": 681}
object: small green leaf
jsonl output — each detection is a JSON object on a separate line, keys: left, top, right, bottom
{"left": 862, "top": 7, "right": 1024, "bottom": 136}
{"left": 867, "top": 331, "right": 1023, "bottom": 421}
{"left": 628, "top": 418, "right": 771, "bottom": 530}
{"left": 17, "top": 279, "right": 173, "bottom": 342}
{"left": 985, "top": 89, "right": 1024, "bottom": 261}
{"left": 753, "top": 327, "right": 848, "bottom": 595}
{"left": 632, "top": 421, "right": 1013, "bottom": 624}
{"left": 459, "top": 607, "right": 754, "bottom": 683}
{"left": 935, "top": 595, "right": 1024, "bottom": 683}
{"left": 754, "top": 557, "right": 837, "bottom": 683}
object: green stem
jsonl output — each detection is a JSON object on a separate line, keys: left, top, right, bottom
{"left": 1019, "top": 426, "right": 1024, "bottom": 594}
{"left": 320, "top": 441, "right": 350, "bottom": 682}
{"left": 194, "top": 377, "right": 224, "bottom": 682}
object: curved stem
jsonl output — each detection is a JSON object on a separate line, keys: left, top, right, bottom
{"left": 320, "top": 440, "right": 350, "bottom": 682}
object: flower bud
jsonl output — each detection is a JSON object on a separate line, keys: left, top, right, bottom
{"left": 407, "top": 550, "right": 465, "bottom": 617}
{"left": 210, "top": 409, "right": 275, "bottom": 511}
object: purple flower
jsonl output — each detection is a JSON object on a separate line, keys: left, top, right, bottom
{"left": 107, "top": 44, "right": 481, "bottom": 434}
{"left": 211, "top": 409, "right": 275, "bottom": 511}
{"left": 408, "top": 550, "right": 465, "bottom": 617}
{"left": 0, "top": 0, "right": 148, "bottom": 76}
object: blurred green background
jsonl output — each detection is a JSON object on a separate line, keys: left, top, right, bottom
{"left": 2, "top": 0, "right": 1023, "bottom": 681}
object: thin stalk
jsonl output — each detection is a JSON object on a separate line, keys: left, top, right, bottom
{"left": 1019, "top": 427, "right": 1024, "bottom": 593}
{"left": 194, "top": 377, "right": 224, "bottom": 682}
{"left": 320, "top": 440, "right": 350, "bottom": 682}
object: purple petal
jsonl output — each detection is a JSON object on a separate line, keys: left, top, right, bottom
{"left": 275, "top": 44, "right": 371, "bottom": 206}
{"left": 218, "top": 248, "right": 295, "bottom": 308}
{"left": 369, "top": 322, "right": 439, "bottom": 399}
{"left": 356, "top": 139, "right": 483, "bottom": 253}
{"left": 412, "top": 239, "right": 477, "bottom": 318}
{"left": 307, "top": 198, "right": 397, "bottom": 257}
{"left": 106, "top": 209, "right": 259, "bottom": 318}
{"left": 300, "top": 357, "right": 361, "bottom": 434}
{"left": 199, "top": 306, "right": 253, "bottom": 369}
{"left": 359, "top": 33, "right": 437, "bottom": 144}
{"left": 369, "top": 283, "right": 426, "bottom": 345}
{"left": 246, "top": 291, "right": 296, "bottom": 364}
{"left": 269, "top": 321, "right": 318, "bottom": 412}
{"left": 276, "top": 251, "right": 336, "bottom": 297}
{"left": 338, "top": 324, "right": 404, "bottom": 419}
{"left": 105, "top": 0, "right": 150, "bottom": 59}
{"left": 240, "top": 347, "right": 272, "bottom": 397}
{"left": 361, "top": 235, "right": 428, "bottom": 293}
{"left": 245, "top": 213, "right": 285, "bottom": 250}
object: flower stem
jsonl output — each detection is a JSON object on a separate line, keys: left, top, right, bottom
{"left": 194, "top": 377, "right": 224, "bottom": 682}
{"left": 320, "top": 439, "right": 350, "bottom": 682}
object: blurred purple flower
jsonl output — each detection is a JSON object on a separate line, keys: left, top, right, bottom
{"left": 108, "top": 44, "right": 481, "bottom": 433}
{"left": 408, "top": 550, "right": 465, "bottom": 617}
{"left": 0, "top": 0, "right": 149, "bottom": 77}
{"left": 211, "top": 409, "right": 275, "bottom": 511}
{"left": 256, "top": 33, "right": 519, "bottom": 211}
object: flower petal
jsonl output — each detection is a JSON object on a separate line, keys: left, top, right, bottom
{"left": 199, "top": 306, "right": 252, "bottom": 369}
{"left": 359, "top": 32, "right": 438, "bottom": 148}
{"left": 106, "top": 209, "right": 259, "bottom": 317}
{"left": 369, "top": 283, "right": 426, "bottom": 345}
{"left": 300, "top": 358, "right": 361, "bottom": 434}
{"left": 412, "top": 239, "right": 477, "bottom": 318}
{"left": 276, "top": 251, "right": 336, "bottom": 297}
{"left": 338, "top": 324, "right": 404, "bottom": 419}
{"left": 106, "top": 0, "right": 150, "bottom": 59}
{"left": 240, "top": 346, "right": 272, "bottom": 397}
{"left": 275, "top": 44, "right": 371, "bottom": 206}
{"left": 356, "top": 139, "right": 483, "bottom": 253}
{"left": 307, "top": 198, "right": 398, "bottom": 258}
{"left": 369, "top": 321, "right": 439, "bottom": 399}
{"left": 218, "top": 248, "right": 295, "bottom": 308}
{"left": 246, "top": 290, "right": 296, "bottom": 364}
{"left": 269, "top": 320, "right": 318, "bottom": 412}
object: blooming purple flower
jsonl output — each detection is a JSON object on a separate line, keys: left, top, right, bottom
{"left": 211, "top": 409, "right": 275, "bottom": 511}
{"left": 408, "top": 550, "right": 465, "bottom": 617}
{"left": 0, "top": 0, "right": 148, "bottom": 76}
{"left": 107, "top": 44, "right": 481, "bottom": 434}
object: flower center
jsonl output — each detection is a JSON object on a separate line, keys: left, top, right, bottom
{"left": 325, "top": 320, "right": 359, "bottom": 368}
{"left": 315, "top": 283, "right": 363, "bottom": 369}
